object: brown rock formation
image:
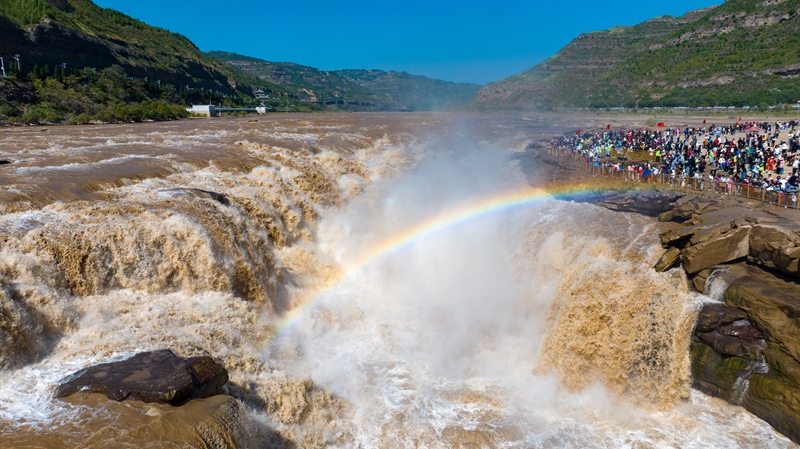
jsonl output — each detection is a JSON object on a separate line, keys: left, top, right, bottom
{"left": 590, "top": 189, "right": 800, "bottom": 444}
{"left": 695, "top": 303, "right": 748, "bottom": 333}
{"left": 690, "top": 265, "right": 800, "bottom": 444}
{"left": 654, "top": 247, "right": 681, "bottom": 272}
{"left": 681, "top": 226, "right": 751, "bottom": 274}
{"left": 56, "top": 349, "right": 228, "bottom": 406}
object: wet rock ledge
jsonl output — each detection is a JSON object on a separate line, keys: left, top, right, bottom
{"left": 50, "top": 350, "right": 258, "bottom": 449}
{"left": 56, "top": 349, "right": 229, "bottom": 405}
{"left": 597, "top": 190, "right": 800, "bottom": 444}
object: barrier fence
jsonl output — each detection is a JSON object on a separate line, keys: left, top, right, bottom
{"left": 548, "top": 146, "right": 800, "bottom": 210}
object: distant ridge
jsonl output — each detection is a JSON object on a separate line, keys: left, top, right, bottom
{"left": 475, "top": 0, "right": 800, "bottom": 110}
{"left": 208, "top": 51, "right": 482, "bottom": 111}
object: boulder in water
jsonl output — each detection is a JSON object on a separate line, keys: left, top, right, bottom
{"left": 657, "top": 210, "right": 674, "bottom": 222}
{"left": 55, "top": 349, "right": 228, "bottom": 405}
{"left": 654, "top": 247, "right": 681, "bottom": 272}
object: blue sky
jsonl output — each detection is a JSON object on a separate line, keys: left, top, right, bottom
{"left": 93, "top": 0, "right": 720, "bottom": 85}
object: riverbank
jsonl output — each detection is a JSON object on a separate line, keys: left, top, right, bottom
{"left": 529, "top": 138, "right": 800, "bottom": 444}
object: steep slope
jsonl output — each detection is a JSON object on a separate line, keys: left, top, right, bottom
{"left": 205, "top": 51, "right": 376, "bottom": 107}
{"left": 208, "top": 51, "right": 482, "bottom": 111}
{"left": 0, "top": 0, "right": 265, "bottom": 95}
{"left": 476, "top": 0, "right": 800, "bottom": 109}
{"left": 337, "top": 69, "right": 482, "bottom": 111}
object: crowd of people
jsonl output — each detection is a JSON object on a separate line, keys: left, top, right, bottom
{"left": 550, "top": 120, "right": 800, "bottom": 197}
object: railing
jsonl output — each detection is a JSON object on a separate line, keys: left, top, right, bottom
{"left": 547, "top": 146, "right": 800, "bottom": 209}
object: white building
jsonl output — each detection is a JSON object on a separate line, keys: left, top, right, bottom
{"left": 187, "top": 105, "right": 217, "bottom": 117}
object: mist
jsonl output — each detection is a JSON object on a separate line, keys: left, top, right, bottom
{"left": 0, "top": 116, "right": 791, "bottom": 448}
{"left": 262, "top": 130, "right": 623, "bottom": 443}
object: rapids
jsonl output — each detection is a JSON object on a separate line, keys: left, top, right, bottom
{"left": 0, "top": 114, "right": 794, "bottom": 448}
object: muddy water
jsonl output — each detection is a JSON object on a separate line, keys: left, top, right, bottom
{"left": 0, "top": 114, "right": 794, "bottom": 448}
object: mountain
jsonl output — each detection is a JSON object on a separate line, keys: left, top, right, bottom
{"left": 0, "top": 0, "right": 260, "bottom": 95}
{"left": 475, "top": 0, "right": 800, "bottom": 110}
{"left": 207, "top": 51, "right": 482, "bottom": 111}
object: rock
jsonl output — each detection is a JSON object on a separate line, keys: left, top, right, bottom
{"left": 671, "top": 196, "right": 723, "bottom": 220}
{"left": 688, "top": 219, "right": 735, "bottom": 245}
{"left": 56, "top": 349, "right": 228, "bottom": 406}
{"left": 695, "top": 303, "right": 748, "bottom": 332}
{"left": 690, "top": 342, "right": 760, "bottom": 403}
{"left": 717, "top": 319, "right": 765, "bottom": 340}
{"left": 165, "top": 188, "right": 230, "bottom": 206}
{"left": 658, "top": 209, "right": 743, "bottom": 248}
{"left": 748, "top": 224, "right": 800, "bottom": 276}
{"left": 696, "top": 326, "right": 766, "bottom": 359}
{"left": 681, "top": 226, "right": 751, "bottom": 274}
{"left": 721, "top": 264, "right": 800, "bottom": 365}
{"left": 654, "top": 247, "right": 681, "bottom": 272}
{"left": 659, "top": 228, "right": 691, "bottom": 247}
{"left": 594, "top": 190, "right": 683, "bottom": 216}
{"left": 745, "top": 374, "right": 800, "bottom": 444}
{"left": 658, "top": 210, "right": 674, "bottom": 222}
{"left": 193, "top": 189, "right": 230, "bottom": 206}
{"left": 688, "top": 264, "right": 800, "bottom": 445}
{"left": 692, "top": 269, "right": 712, "bottom": 292}
{"left": 764, "top": 344, "right": 800, "bottom": 387}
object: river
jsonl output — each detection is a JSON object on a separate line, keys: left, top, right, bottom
{"left": 0, "top": 113, "right": 794, "bottom": 448}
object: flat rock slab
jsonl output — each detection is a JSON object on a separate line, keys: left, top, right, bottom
{"left": 55, "top": 349, "right": 228, "bottom": 406}
{"left": 595, "top": 190, "right": 684, "bottom": 216}
{"left": 697, "top": 328, "right": 766, "bottom": 359}
{"left": 696, "top": 302, "right": 748, "bottom": 333}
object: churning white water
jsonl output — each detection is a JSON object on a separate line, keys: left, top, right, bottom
{"left": 0, "top": 115, "right": 794, "bottom": 448}
{"left": 264, "top": 127, "right": 794, "bottom": 448}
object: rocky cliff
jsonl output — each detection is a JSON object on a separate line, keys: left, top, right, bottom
{"left": 0, "top": 0, "right": 258, "bottom": 95}
{"left": 529, "top": 140, "right": 800, "bottom": 443}
{"left": 596, "top": 190, "right": 800, "bottom": 444}
{"left": 476, "top": 0, "right": 800, "bottom": 109}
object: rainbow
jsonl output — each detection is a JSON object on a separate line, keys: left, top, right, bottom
{"left": 258, "top": 184, "right": 608, "bottom": 351}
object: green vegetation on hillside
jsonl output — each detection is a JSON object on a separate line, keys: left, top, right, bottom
{"left": 476, "top": 0, "right": 800, "bottom": 110}
{"left": 0, "top": 0, "right": 480, "bottom": 123}
{"left": 0, "top": 65, "right": 261, "bottom": 124}
{"left": 0, "top": 0, "right": 284, "bottom": 123}
{"left": 0, "top": 0, "right": 266, "bottom": 117}
{"left": 0, "top": 0, "right": 59, "bottom": 26}
{"left": 208, "top": 51, "right": 482, "bottom": 111}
